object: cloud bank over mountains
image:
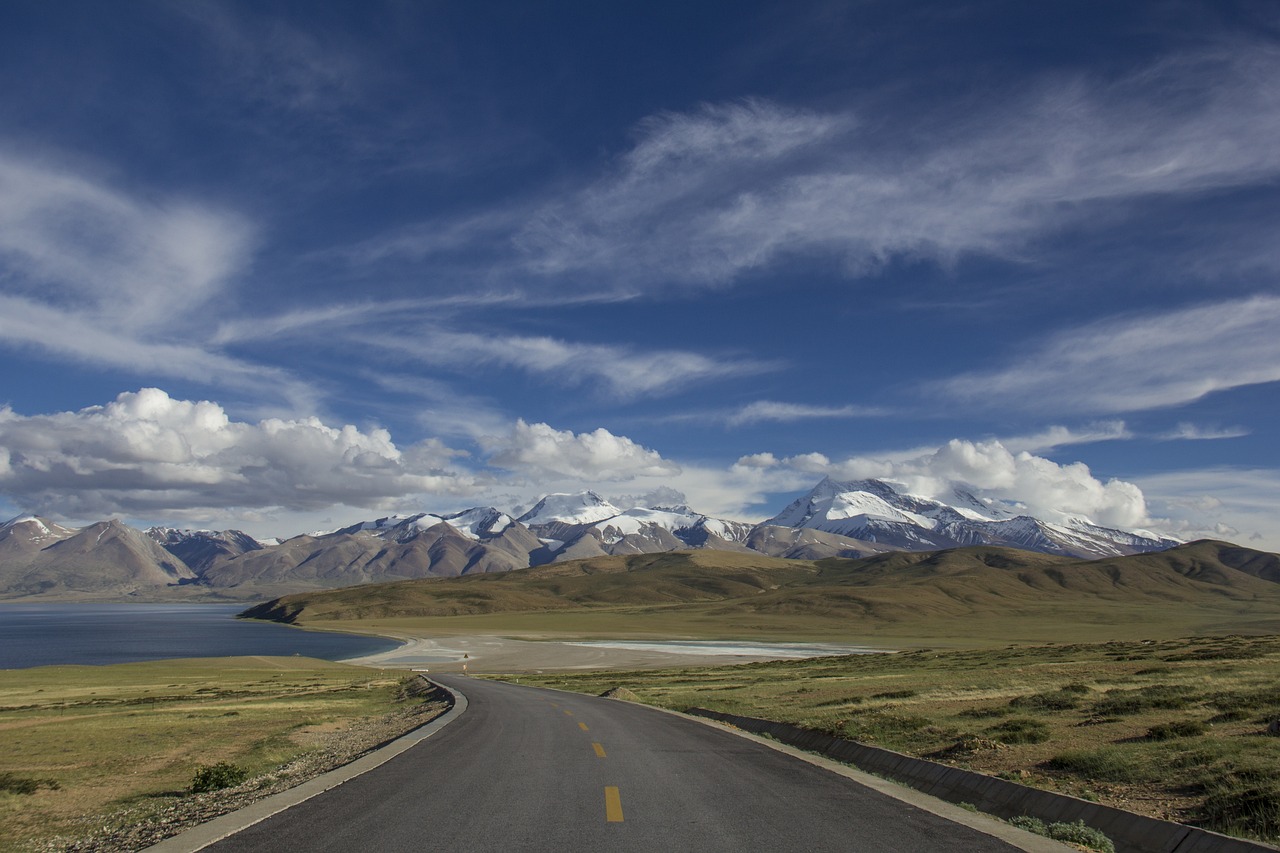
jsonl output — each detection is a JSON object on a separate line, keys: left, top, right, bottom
{"left": 0, "top": 388, "right": 1173, "bottom": 540}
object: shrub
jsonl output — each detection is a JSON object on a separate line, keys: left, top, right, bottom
{"left": 1200, "top": 780, "right": 1280, "bottom": 839}
{"left": 0, "top": 772, "right": 60, "bottom": 795}
{"left": 1010, "top": 691, "right": 1080, "bottom": 712}
{"left": 1046, "top": 819, "right": 1115, "bottom": 853}
{"left": 1091, "top": 684, "right": 1195, "bottom": 716}
{"left": 1146, "top": 719, "right": 1207, "bottom": 740}
{"left": 871, "top": 689, "right": 918, "bottom": 700}
{"left": 1008, "top": 815, "right": 1115, "bottom": 852}
{"left": 1044, "top": 747, "right": 1143, "bottom": 783}
{"left": 988, "top": 717, "right": 1050, "bottom": 744}
{"left": 1008, "top": 815, "right": 1047, "bottom": 834}
{"left": 189, "top": 761, "right": 249, "bottom": 793}
{"left": 959, "top": 706, "right": 1009, "bottom": 719}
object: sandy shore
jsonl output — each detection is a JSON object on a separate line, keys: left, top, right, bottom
{"left": 341, "top": 634, "right": 887, "bottom": 673}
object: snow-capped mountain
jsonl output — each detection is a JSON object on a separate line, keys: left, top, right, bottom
{"left": 514, "top": 494, "right": 755, "bottom": 561}
{"left": 0, "top": 478, "right": 1187, "bottom": 599}
{"left": 763, "top": 477, "right": 1179, "bottom": 559}
{"left": 516, "top": 491, "right": 623, "bottom": 526}
{"left": 146, "top": 527, "right": 264, "bottom": 573}
{"left": 337, "top": 507, "right": 518, "bottom": 543}
{"left": 0, "top": 515, "right": 77, "bottom": 557}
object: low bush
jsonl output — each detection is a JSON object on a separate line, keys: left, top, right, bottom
{"left": 1008, "top": 815, "right": 1114, "bottom": 852}
{"left": 1200, "top": 780, "right": 1280, "bottom": 840}
{"left": 1008, "top": 815, "right": 1047, "bottom": 834}
{"left": 1146, "top": 719, "right": 1207, "bottom": 740}
{"left": 189, "top": 761, "right": 248, "bottom": 794}
{"left": 1090, "top": 684, "right": 1195, "bottom": 716}
{"left": 1044, "top": 747, "right": 1144, "bottom": 783}
{"left": 1009, "top": 691, "right": 1080, "bottom": 712}
{"left": 1046, "top": 819, "right": 1115, "bottom": 853}
{"left": 0, "top": 772, "right": 60, "bottom": 795}
{"left": 988, "top": 717, "right": 1050, "bottom": 744}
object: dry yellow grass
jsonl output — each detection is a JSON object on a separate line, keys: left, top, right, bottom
{"left": 0, "top": 656, "right": 414, "bottom": 852}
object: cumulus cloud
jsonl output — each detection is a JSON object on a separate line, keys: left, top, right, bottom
{"left": 483, "top": 420, "right": 681, "bottom": 481}
{"left": 938, "top": 295, "right": 1280, "bottom": 415}
{"left": 0, "top": 389, "right": 473, "bottom": 518}
{"left": 742, "top": 438, "right": 1151, "bottom": 529}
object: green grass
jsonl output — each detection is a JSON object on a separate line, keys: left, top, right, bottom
{"left": 503, "top": 634, "right": 1280, "bottom": 844}
{"left": 0, "top": 656, "right": 417, "bottom": 852}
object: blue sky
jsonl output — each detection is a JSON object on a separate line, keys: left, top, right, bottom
{"left": 1, "top": 0, "right": 1278, "bottom": 545}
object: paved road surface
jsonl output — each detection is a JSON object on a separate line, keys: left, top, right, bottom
{"left": 205, "top": 676, "right": 1034, "bottom": 852}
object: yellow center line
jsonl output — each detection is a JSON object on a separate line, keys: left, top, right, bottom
{"left": 563, "top": 710, "right": 573, "bottom": 716}
{"left": 592, "top": 742, "right": 606, "bottom": 758}
{"left": 604, "top": 786, "right": 624, "bottom": 822}
{"left": 578, "top": 721, "right": 589, "bottom": 731}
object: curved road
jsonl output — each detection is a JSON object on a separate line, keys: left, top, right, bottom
{"left": 204, "top": 676, "right": 1047, "bottom": 852}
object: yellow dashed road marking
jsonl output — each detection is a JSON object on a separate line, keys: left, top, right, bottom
{"left": 605, "top": 786, "right": 624, "bottom": 822}
{"left": 592, "top": 742, "right": 606, "bottom": 758}
{"left": 579, "top": 722, "right": 589, "bottom": 731}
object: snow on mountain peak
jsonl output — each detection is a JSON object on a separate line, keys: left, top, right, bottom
{"left": 517, "top": 491, "right": 622, "bottom": 526}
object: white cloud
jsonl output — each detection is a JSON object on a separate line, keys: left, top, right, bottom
{"left": 937, "top": 294, "right": 1280, "bottom": 414}
{"left": 361, "top": 43, "right": 1280, "bottom": 296}
{"left": 0, "top": 153, "right": 253, "bottom": 329}
{"left": 749, "top": 438, "right": 1150, "bottom": 529}
{"left": 482, "top": 420, "right": 680, "bottom": 481}
{"left": 725, "top": 400, "right": 886, "bottom": 427}
{"left": 1137, "top": 467, "right": 1280, "bottom": 551}
{"left": 0, "top": 151, "right": 320, "bottom": 407}
{"left": 365, "top": 328, "right": 775, "bottom": 399}
{"left": 0, "top": 389, "right": 473, "bottom": 518}
{"left": 998, "top": 422, "right": 1132, "bottom": 453}
{"left": 1160, "top": 423, "right": 1250, "bottom": 441}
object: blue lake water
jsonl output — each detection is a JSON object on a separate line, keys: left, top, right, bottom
{"left": 0, "top": 603, "right": 401, "bottom": 669}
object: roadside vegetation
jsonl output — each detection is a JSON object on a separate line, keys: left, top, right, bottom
{"left": 0, "top": 657, "right": 442, "bottom": 852}
{"left": 510, "top": 634, "right": 1280, "bottom": 844}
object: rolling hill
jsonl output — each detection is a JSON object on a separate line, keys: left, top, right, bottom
{"left": 240, "top": 540, "right": 1280, "bottom": 642}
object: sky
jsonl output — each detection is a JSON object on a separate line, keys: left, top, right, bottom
{"left": 1, "top": 0, "right": 1278, "bottom": 546}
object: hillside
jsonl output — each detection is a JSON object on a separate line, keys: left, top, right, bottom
{"left": 241, "top": 540, "right": 1280, "bottom": 642}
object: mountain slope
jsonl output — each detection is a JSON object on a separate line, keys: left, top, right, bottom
{"left": 241, "top": 540, "right": 1280, "bottom": 640}
{"left": 0, "top": 520, "right": 196, "bottom": 597}
{"left": 147, "top": 527, "right": 264, "bottom": 574}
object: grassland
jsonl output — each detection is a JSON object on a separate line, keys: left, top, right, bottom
{"left": 244, "top": 542, "right": 1280, "bottom": 648}
{"left": 510, "top": 634, "right": 1280, "bottom": 843}
{"left": 0, "top": 656, "right": 437, "bottom": 852}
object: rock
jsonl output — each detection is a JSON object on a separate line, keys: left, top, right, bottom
{"left": 599, "top": 687, "right": 640, "bottom": 702}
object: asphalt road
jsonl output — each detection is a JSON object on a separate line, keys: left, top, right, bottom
{"left": 204, "top": 676, "right": 1036, "bottom": 852}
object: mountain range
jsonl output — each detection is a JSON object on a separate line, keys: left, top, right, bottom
{"left": 0, "top": 477, "right": 1182, "bottom": 600}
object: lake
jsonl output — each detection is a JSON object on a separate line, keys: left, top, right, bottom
{"left": 0, "top": 603, "right": 401, "bottom": 669}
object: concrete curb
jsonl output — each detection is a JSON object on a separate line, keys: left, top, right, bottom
{"left": 144, "top": 680, "right": 467, "bottom": 853}
{"left": 687, "top": 708, "right": 1278, "bottom": 853}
